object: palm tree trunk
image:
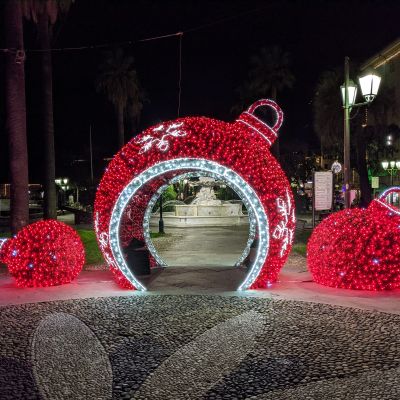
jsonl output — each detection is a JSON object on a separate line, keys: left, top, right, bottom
{"left": 37, "top": 12, "right": 56, "bottom": 219}
{"left": 356, "top": 127, "right": 371, "bottom": 207}
{"left": 270, "top": 86, "right": 280, "bottom": 160}
{"left": 4, "top": 0, "right": 29, "bottom": 234}
{"left": 116, "top": 103, "right": 125, "bottom": 149}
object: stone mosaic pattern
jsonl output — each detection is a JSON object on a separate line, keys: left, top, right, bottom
{"left": 0, "top": 295, "right": 399, "bottom": 399}
{"left": 32, "top": 313, "right": 112, "bottom": 400}
{"left": 134, "top": 311, "right": 265, "bottom": 399}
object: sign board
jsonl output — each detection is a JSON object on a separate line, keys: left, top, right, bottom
{"left": 371, "top": 176, "right": 379, "bottom": 189}
{"left": 314, "top": 171, "right": 333, "bottom": 211}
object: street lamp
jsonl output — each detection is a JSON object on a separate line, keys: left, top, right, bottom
{"left": 340, "top": 80, "right": 358, "bottom": 106}
{"left": 341, "top": 57, "right": 381, "bottom": 208}
{"left": 381, "top": 160, "right": 400, "bottom": 185}
{"left": 381, "top": 160, "right": 400, "bottom": 204}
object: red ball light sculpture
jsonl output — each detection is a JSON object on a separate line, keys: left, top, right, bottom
{"left": 1, "top": 220, "right": 85, "bottom": 288}
{"left": 307, "top": 187, "right": 400, "bottom": 290}
{"left": 94, "top": 99, "right": 295, "bottom": 291}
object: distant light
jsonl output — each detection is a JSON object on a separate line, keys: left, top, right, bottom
{"left": 382, "top": 161, "right": 389, "bottom": 170}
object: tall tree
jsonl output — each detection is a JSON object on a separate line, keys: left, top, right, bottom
{"left": 22, "top": 0, "right": 74, "bottom": 219}
{"left": 313, "top": 69, "right": 343, "bottom": 162}
{"left": 234, "top": 46, "right": 294, "bottom": 160}
{"left": 4, "top": 0, "right": 29, "bottom": 234}
{"left": 96, "top": 48, "right": 145, "bottom": 149}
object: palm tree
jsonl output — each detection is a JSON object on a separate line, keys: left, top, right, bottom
{"left": 248, "top": 46, "right": 295, "bottom": 101}
{"left": 4, "top": 0, "right": 29, "bottom": 234}
{"left": 22, "top": 0, "right": 74, "bottom": 220}
{"left": 96, "top": 48, "right": 145, "bottom": 149}
{"left": 235, "top": 46, "right": 295, "bottom": 159}
{"left": 313, "top": 69, "right": 343, "bottom": 162}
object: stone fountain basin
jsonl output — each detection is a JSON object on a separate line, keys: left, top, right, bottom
{"left": 150, "top": 204, "right": 248, "bottom": 227}
{"left": 175, "top": 203, "right": 242, "bottom": 217}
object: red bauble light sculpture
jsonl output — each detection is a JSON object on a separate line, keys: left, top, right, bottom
{"left": 1, "top": 220, "right": 85, "bottom": 288}
{"left": 307, "top": 187, "right": 400, "bottom": 290}
{"left": 94, "top": 99, "right": 295, "bottom": 291}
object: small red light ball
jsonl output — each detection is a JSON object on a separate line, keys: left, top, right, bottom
{"left": 2, "top": 220, "right": 85, "bottom": 288}
{"left": 307, "top": 197, "right": 400, "bottom": 291}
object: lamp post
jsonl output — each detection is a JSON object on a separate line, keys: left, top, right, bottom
{"left": 341, "top": 57, "right": 381, "bottom": 208}
{"left": 382, "top": 160, "right": 400, "bottom": 203}
{"left": 158, "top": 194, "right": 164, "bottom": 234}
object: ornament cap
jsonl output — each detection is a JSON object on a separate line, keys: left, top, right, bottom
{"left": 236, "top": 99, "right": 284, "bottom": 147}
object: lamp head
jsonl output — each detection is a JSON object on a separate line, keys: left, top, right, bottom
{"left": 341, "top": 80, "right": 358, "bottom": 106}
{"left": 359, "top": 72, "right": 381, "bottom": 103}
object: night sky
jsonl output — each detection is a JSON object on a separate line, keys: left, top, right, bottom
{"left": 1, "top": 0, "right": 399, "bottom": 184}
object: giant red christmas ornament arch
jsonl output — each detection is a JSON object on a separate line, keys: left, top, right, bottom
{"left": 94, "top": 99, "right": 295, "bottom": 290}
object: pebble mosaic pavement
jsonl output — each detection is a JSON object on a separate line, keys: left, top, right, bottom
{"left": 0, "top": 295, "right": 399, "bottom": 399}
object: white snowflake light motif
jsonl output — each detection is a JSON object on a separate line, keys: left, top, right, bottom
{"left": 272, "top": 189, "right": 295, "bottom": 257}
{"left": 137, "top": 122, "right": 186, "bottom": 154}
{"left": 94, "top": 212, "right": 119, "bottom": 272}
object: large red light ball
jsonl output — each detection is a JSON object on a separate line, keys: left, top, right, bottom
{"left": 307, "top": 189, "right": 400, "bottom": 290}
{"left": 2, "top": 220, "right": 85, "bottom": 288}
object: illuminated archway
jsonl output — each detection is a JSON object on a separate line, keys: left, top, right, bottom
{"left": 94, "top": 99, "right": 295, "bottom": 290}
{"left": 142, "top": 171, "right": 257, "bottom": 269}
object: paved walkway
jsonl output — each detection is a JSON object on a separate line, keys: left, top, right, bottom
{"left": 1, "top": 252, "right": 400, "bottom": 315}
{"left": 1, "top": 295, "right": 400, "bottom": 399}
{"left": 154, "top": 226, "right": 249, "bottom": 267}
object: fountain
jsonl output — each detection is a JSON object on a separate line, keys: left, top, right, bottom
{"left": 150, "top": 177, "right": 248, "bottom": 227}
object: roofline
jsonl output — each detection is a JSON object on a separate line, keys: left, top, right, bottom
{"left": 361, "top": 38, "right": 400, "bottom": 70}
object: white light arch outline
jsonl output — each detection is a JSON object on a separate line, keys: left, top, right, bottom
{"left": 109, "top": 158, "right": 269, "bottom": 291}
{"left": 142, "top": 171, "right": 257, "bottom": 268}
{"left": 376, "top": 187, "right": 400, "bottom": 215}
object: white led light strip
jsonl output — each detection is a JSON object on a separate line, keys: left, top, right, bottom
{"left": 142, "top": 171, "right": 257, "bottom": 268}
{"left": 376, "top": 186, "right": 400, "bottom": 215}
{"left": 109, "top": 158, "right": 269, "bottom": 291}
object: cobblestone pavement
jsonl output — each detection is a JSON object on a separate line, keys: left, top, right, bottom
{"left": 1, "top": 295, "right": 400, "bottom": 400}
